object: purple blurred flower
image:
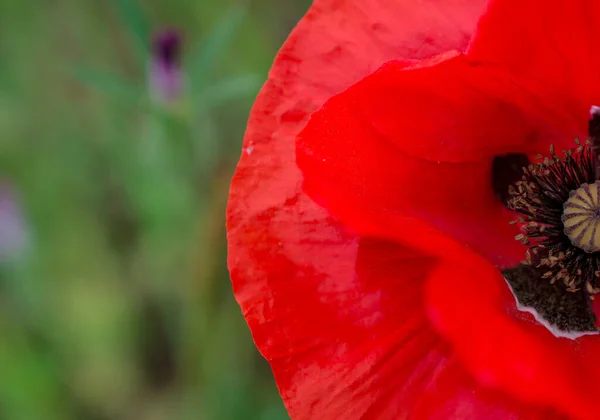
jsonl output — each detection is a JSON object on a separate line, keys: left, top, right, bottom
{"left": 0, "top": 181, "right": 28, "bottom": 262}
{"left": 149, "top": 29, "right": 184, "bottom": 103}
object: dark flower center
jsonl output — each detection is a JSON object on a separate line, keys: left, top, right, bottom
{"left": 500, "top": 111, "right": 600, "bottom": 334}
{"left": 506, "top": 140, "right": 598, "bottom": 291}
{"left": 492, "top": 153, "right": 531, "bottom": 206}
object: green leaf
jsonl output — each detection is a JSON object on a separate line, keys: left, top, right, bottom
{"left": 112, "top": 0, "right": 150, "bottom": 62}
{"left": 190, "top": 5, "right": 247, "bottom": 91}
{"left": 69, "top": 66, "right": 143, "bottom": 105}
{"left": 202, "top": 74, "right": 261, "bottom": 107}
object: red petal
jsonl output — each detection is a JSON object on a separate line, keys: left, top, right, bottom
{"left": 262, "top": 238, "right": 446, "bottom": 419}
{"left": 295, "top": 48, "right": 600, "bottom": 417}
{"left": 349, "top": 53, "right": 569, "bottom": 163}
{"left": 226, "top": 0, "right": 537, "bottom": 418}
{"left": 412, "top": 356, "right": 564, "bottom": 420}
{"left": 297, "top": 54, "right": 537, "bottom": 267}
{"left": 425, "top": 248, "right": 600, "bottom": 420}
{"left": 468, "top": 0, "right": 600, "bottom": 139}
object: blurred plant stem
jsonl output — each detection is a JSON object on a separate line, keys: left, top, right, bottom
{"left": 0, "top": 0, "right": 310, "bottom": 418}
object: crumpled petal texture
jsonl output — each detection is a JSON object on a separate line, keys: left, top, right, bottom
{"left": 227, "top": 0, "right": 588, "bottom": 418}
{"left": 296, "top": 54, "right": 599, "bottom": 417}
{"left": 468, "top": 0, "right": 600, "bottom": 129}
{"left": 297, "top": 54, "right": 534, "bottom": 268}
{"left": 426, "top": 252, "right": 600, "bottom": 420}
{"left": 292, "top": 0, "right": 600, "bottom": 419}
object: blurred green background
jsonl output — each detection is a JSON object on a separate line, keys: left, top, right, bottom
{"left": 0, "top": 1, "right": 310, "bottom": 418}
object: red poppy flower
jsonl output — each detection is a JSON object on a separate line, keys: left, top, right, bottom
{"left": 227, "top": 0, "right": 600, "bottom": 419}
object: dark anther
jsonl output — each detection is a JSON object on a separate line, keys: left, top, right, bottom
{"left": 501, "top": 107, "right": 600, "bottom": 334}
{"left": 492, "top": 153, "right": 530, "bottom": 206}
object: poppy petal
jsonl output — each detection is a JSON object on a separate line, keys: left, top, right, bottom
{"left": 360, "top": 52, "right": 591, "bottom": 229}
{"left": 297, "top": 54, "right": 542, "bottom": 267}
{"left": 228, "top": 0, "right": 503, "bottom": 418}
{"left": 295, "top": 48, "right": 600, "bottom": 417}
{"left": 412, "top": 356, "right": 564, "bottom": 420}
{"left": 349, "top": 53, "right": 571, "bottom": 163}
{"left": 257, "top": 238, "right": 445, "bottom": 419}
{"left": 425, "top": 248, "right": 600, "bottom": 420}
{"left": 468, "top": 0, "right": 600, "bottom": 138}
{"left": 233, "top": 230, "right": 558, "bottom": 419}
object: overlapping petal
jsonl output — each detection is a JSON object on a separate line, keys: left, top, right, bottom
{"left": 468, "top": 0, "right": 600, "bottom": 135}
{"left": 426, "top": 251, "right": 600, "bottom": 420}
{"left": 225, "top": 0, "right": 587, "bottom": 418}
{"left": 292, "top": 1, "right": 600, "bottom": 419}
{"left": 297, "top": 54, "right": 535, "bottom": 267}
{"left": 412, "top": 357, "right": 562, "bottom": 420}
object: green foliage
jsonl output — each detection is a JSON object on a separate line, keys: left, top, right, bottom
{"left": 113, "top": 0, "right": 151, "bottom": 62}
{"left": 0, "top": 0, "right": 311, "bottom": 419}
{"left": 190, "top": 4, "right": 248, "bottom": 93}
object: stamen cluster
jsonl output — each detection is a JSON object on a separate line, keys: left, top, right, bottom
{"left": 508, "top": 140, "right": 600, "bottom": 292}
